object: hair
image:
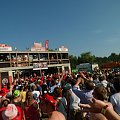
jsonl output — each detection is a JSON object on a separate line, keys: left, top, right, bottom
{"left": 48, "top": 111, "right": 66, "bottom": 120}
{"left": 69, "top": 78, "right": 77, "bottom": 86}
{"left": 31, "top": 85, "right": 36, "bottom": 91}
{"left": 2, "top": 99, "right": 10, "bottom": 107}
{"left": 93, "top": 86, "right": 107, "bottom": 101}
{"left": 99, "top": 74, "right": 106, "bottom": 81}
{"left": 20, "top": 86, "right": 24, "bottom": 91}
{"left": 25, "top": 90, "right": 34, "bottom": 106}
{"left": 85, "top": 81, "right": 95, "bottom": 90}
{"left": 53, "top": 87, "right": 62, "bottom": 98}
{"left": 77, "top": 75, "right": 82, "bottom": 79}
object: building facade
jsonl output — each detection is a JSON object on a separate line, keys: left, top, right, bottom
{"left": 0, "top": 43, "right": 71, "bottom": 90}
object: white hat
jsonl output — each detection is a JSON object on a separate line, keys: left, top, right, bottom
{"left": 2, "top": 104, "right": 18, "bottom": 120}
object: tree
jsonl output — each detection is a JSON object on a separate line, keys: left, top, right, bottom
{"left": 69, "top": 55, "right": 78, "bottom": 69}
{"left": 79, "top": 52, "right": 96, "bottom": 63}
{"left": 108, "top": 53, "right": 119, "bottom": 62}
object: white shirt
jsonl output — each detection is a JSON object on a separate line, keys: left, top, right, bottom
{"left": 101, "top": 80, "right": 108, "bottom": 88}
{"left": 32, "top": 90, "right": 40, "bottom": 102}
{"left": 69, "top": 89, "right": 80, "bottom": 110}
{"left": 110, "top": 92, "right": 120, "bottom": 115}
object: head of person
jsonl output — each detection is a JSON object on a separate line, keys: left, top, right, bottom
{"left": 85, "top": 81, "right": 95, "bottom": 90}
{"left": 53, "top": 87, "right": 62, "bottom": 99}
{"left": 99, "top": 74, "right": 106, "bottom": 81}
{"left": 13, "top": 90, "right": 20, "bottom": 98}
{"left": 93, "top": 85, "right": 107, "bottom": 101}
{"left": 2, "top": 104, "right": 22, "bottom": 120}
{"left": 20, "top": 86, "right": 24, "bottom": 91}
{"left": 31, "top": 85, "right": 37, "bottom": 91}
{"left": 1, "top": 98, "right": 10, "bottom": 107}
{"left": 69, "top": 78, "right": 77, "bottom": 86}
{"left": 26, "top": 91, "right": 33, "bottom": 101}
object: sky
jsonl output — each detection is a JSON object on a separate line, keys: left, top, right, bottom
{"left": 0, "top": 0, "right": 120, "bottom": 57}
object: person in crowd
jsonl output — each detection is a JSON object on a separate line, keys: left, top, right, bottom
{"left": 110, "top": 77, "right": 120, "bottom": 115}
{"left": 49, "top": 79, "right": 60, "bottom": 94}
{"left": 86, "top": 73, "right": 93, "bottom": 81}
{"left": 72, "top": 74, "right": 84, "bottom": 90}
{"left": 0, "top": 104, "right": 25, "bottom": 120}
{"left": 36, "top": 82, "right": 42, "bottom": 96}
{"left": 79, "top": 98, "right": 120, "bottom": 120}
{"left": 73, "top": 80, "right": 94, "bottom": 104}
{"left": 41, "top": 80, "right": 48, "bottom": 95}
{"left": 31, "top": 85, "right": 40, "bottom": 103}
{"left": 89, "top": 85, "right": 112, "bottom": 120}
{"left": 53, "top": 87, "right": 67, "bottom": 119}
{"left": 24, "top": 90, "right": 41, "bottom": 120}
{"left": 20, "top": 86, "right": 27, "bottom": 103}
{"left": 48, "top": 111, "right": 66, "bottom": 120}
{"left": 1, "top": 97, "right": 10, "bottom": 108}
{"left": 99, "top": 74, "right": 108, "bottom": 88}
{"left": 93, "top": 74, "right": 100, "bottom": 86}
{"left": 12, "top": 90, "right": 25, "bottom": 109}
{"left": 68, "top": 78, "right": 82, "bottom": 120}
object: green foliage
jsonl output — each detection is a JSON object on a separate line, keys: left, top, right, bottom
{"left": 69, "top": 55, "right": 78, "bottom": 69}
{"left": 79, "top": 52, "right": 96, "bottom": 64}
{"left": 69, "top": 52, "right": 120, "bottom": 70}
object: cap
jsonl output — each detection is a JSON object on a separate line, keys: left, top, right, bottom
{"left": 13, "top": 90, "right": 20, "bottom": 98}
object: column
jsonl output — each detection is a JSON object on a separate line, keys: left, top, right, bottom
{"left": 62, "top": 66, "right": 65, "bottom": 74}
{"left": 8, "top": 71, "right": 13, "bottom": 85}
{"left": 68, "top": 64, "right": 71, "bottom": 74}
{"left": 0, "top": 72, "right": 1, "bottom": 91}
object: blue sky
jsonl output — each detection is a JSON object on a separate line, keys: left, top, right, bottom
{"left": 0, "top": 0, "right": 120, "bottom": 57}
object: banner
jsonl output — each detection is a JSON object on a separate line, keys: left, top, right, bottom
{"left": 59, "top": 46, "right": 68, "bottom": 51}
{"left": 45, "top": 40, "right": 49, "bottom": 50}
{"left": 33, "top": 62, "right": 48, "bottom": 70}
{"left": 31, "top": 42, "right": 46, "bottom": 51}
{"left": 0, "top": 44, "right": 12, "bottom": 51}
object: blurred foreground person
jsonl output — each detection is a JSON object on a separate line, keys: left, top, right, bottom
{"left": 110, "top": 77, "right": 120, "bottom": 115}
{"left": 89, "top": 85, "right": 110, "bottom": 120}
{"left": 48, "top": 111, "right": 66, "bottom": 120}
{"left": 0, "top": 104, "right": 24, "bottom": 120}
{"left": 79, "top": 98, "right": 120, "bottom": 120}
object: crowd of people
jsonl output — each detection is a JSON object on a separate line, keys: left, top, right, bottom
{"left": 0, "top": 69, "right": 120, "bottom": 120}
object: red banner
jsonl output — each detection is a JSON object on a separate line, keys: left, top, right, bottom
{"left": 45, "top": 40, "right": 49, "bottom": 50}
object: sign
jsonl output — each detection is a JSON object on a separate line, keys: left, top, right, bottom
{"left": 76, "top": 63, "right": 92, "bottom": 72}
{"left": 33, "top": 62, "right": 48, "bottom": 70}
{"left": 31, "top": 42, "right": 46, "bottom": 51}
{"left": 59, "top": 46, "right": 68, "bottom": 52}
{"left": 0, "top": 44, "right": 12, "bottom": 51}
{"left": 72, "top": 69, "right": 78, "bottom": 73}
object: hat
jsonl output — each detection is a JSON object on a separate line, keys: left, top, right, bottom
{"left": 63, "top": 83, "right": 71, "bottom": 90}
{"left": 13, "top": 90, "right": 20, "bottom": 98}
{"left": 2, "top": 104, "right": 18, "bottom": 120}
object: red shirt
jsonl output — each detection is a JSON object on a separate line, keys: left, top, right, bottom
{"left": 0, "top": 106, "right": 24, "bottom": 120}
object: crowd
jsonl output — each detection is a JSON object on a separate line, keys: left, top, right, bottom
{"left": 0, "top": 69, "right": 120, "bottom": 120}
